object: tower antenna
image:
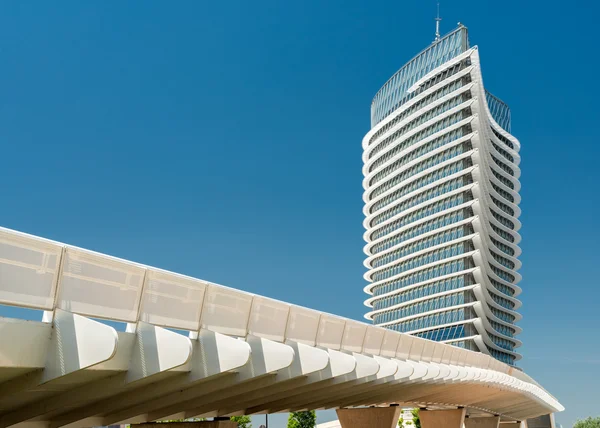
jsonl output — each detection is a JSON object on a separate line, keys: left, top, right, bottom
{"left": 434, "top": 1, "right": 442, "bottom": 42}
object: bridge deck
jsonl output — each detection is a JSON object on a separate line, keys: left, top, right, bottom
{"left": 0, "top": 227, "right": 562, "bottom": 427}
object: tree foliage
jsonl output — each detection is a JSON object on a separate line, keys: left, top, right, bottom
{"left": 287, "top": 411, "right": 317, "bottom": 428}
{"left": 574, "top": 417, "right": 600, "bottom": 428}
{"left": 231, "top": 415, "right": 252, "bottom": 428}
{"left": 411, "top": 408, "right": 421, "bottom": 428}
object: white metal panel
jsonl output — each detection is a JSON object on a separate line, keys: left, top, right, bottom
{"left": 450, "top": 346, "right": 462, "bottom": 365}
{"left": 408, "top": 338, "right": 426, "bottom": 361}
{"left": 57, "top": 248, "right": 145, "bottom": 322}
{"left": 196, "top": 329, "right": 251, "bottom": 375}
{"left": 380, "top": 330, "right": 400, "bottom": 358}
{"left": 243, "top": 335, "right": 294, "bottom": 375}
{"left": 316, "top": 315, "right": 345, "bottom": 350}
{"left": 341, "top": 321, "right": 367, "bottom": 353}
{"left": 396, "top": 334, "right": 414, "bottom": 360}
{"left": 43, "top": 309, "right": 118, "bottom": 383}
{"left": 431, "top": 342, "right": 445, "bottom": 363}
{"left": 457, "top": 348, "right": 469, "bottom": 367}
{"left": 352, "top": 352, "right": 380, "bottom": 378}
{"left": 327, "top": 348, "right": 357, "bottom": 377}
{"left": 421, "top": 340, "right": 435, "bottom": 362}
{"left": 362, "top": 326, "right": 385, "bottom": 356}
{"left": 92, "top": 331, "right": 135, "bottom": 371}
{"left": 139, "top": 270, "right": 206, "bottom": 331}
{"left": 465, "top": 351, "right": 479, "bottom": 367}
{"left": 285, "top": 306, "right": 320, "bottom": 346}
{"left": 393, "top": 358, "right": 415, "bottom": 379}
{"left": 446, "top": 362, "right": 461, "bottom": 381}
{"left": 436, "top": 361, "right": 451, "bottom": 379}
{"left": 498, "top": 360, "right": 510, "bottom": 374}
{"left": 422, "top": 361, "right": 441, "bottom": 380}
{"left": 289, "top": 341, "right": 330, "bottom": 375}
{"left": 248, "top": 297, "right": 290, "bottom": 342}
{"left": 482, "top": 354, "right": 494, "bottom": 369}
{"left": 127, "top": 322, "right": 193, "bottom": 383}
{"left": 373, "top": 355, "right": 397, "bottom": 378}
{"left": 201, "top": 285, "right": 253, "bottom": 337}
{"left": 0, "top": 318, "right": 50, "bottom": 368}
{"left": 474, "top": 352, "right": 489, "bottom": 369}
{"left": 0, "top": 228, "right": 62, "bottom": 310}
{"left": 408, "top": 360, "right": 428, "bottom": 380}
{"left": 441, "top": 346, "right": 454, "bottom": 364}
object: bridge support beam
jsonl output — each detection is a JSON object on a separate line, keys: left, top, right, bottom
{"left": 419, "top": 408, "right": 466, "bottom": 428}
{"left": 465, "top": 416, "right": 501, "bottom": 428}
{"left": 336, "top": 406, "right": 401, "bottom": 428}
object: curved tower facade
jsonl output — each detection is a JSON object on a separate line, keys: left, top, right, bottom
{"left": 362, "top": 26, "right": 522, "bottom": 365}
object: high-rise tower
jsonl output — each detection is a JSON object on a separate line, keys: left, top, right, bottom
{"left": 362, "top": 25, "right": 522, "bottom": 365}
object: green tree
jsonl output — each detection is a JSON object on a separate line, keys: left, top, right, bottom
{"left": 287, "top": 411, "right": 317, "bottom": 428}
{"left": 231, "top": 415, "right": 252, "bottom": 428}
{"left": 411, "top": 408, "right": 421, "bottom": 428}
{"left": 574, "top": 417, "right": 600, "bottom": 428}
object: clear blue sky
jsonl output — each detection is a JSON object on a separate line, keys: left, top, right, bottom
{"left": 0, "top": 1, "right": 597, "bottom": 427}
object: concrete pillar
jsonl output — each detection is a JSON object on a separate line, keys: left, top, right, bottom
{"left": 420, "top": 408, "right": 466, "bottom": 428}
{"left": 499, "top": 423, "right": 523, "bottom": 428}
{"left": 465, "top": 416, "right": 501, "bottom": 428}
{"left": 336, "top": 406, "right": 402, "bottom": 428}
{"left": 526, "top": 414, "right": 554, "bottom": 428}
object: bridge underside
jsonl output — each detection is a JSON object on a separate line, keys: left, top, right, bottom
{"left": 0, "top": 310, "right": 558, "bottom": 428}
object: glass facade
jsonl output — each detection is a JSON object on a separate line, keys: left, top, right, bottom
{"left": 371, "top": 27, "right": 469, "bottom": 127}
{"left": 486, "top": 91, "right": 512, "bottom": 133}
{"left": 363, "top": 26, "right": 522, "bottom": 365}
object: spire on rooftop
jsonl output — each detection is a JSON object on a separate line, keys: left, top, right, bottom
{"left": 434, "top": 1, "right": 442, "bottom": 42}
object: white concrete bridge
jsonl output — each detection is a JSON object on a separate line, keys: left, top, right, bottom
{"left": 0, "top": 227, "right": 562, "bottom": 428}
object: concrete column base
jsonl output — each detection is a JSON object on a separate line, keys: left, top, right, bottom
{"left": 466, "top": 416, "right": 501, "bottom": 428}
{"left": 420, "top": 408, "right": 466, "bottom": 428}
{"left": 336, "top": 406, "right": 402, "bottom": 428}
{"left": 527, "top": 414, "right": 555, "bottom": 428}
